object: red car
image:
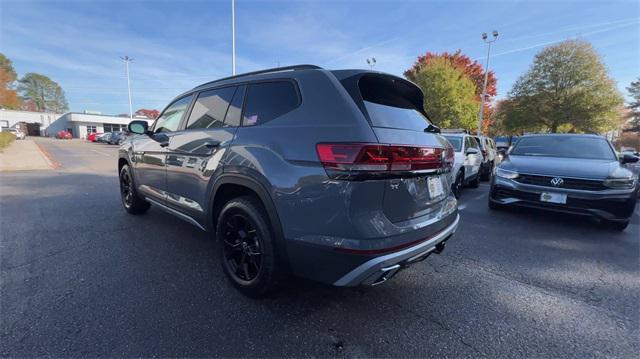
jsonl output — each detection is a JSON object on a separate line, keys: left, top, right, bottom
{"left": 87, "top": 132, "right": 103, "bottom": 142}
{"left": 56, "top": 130, "right": 73, "bottom": 139}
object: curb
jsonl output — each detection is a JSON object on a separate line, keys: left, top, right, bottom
{"left": 35, "top": 142, "right": 61, "bottom": 169}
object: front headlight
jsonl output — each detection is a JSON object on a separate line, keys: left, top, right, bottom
{"left": 603, "top": 176, "right": 637, "bottom": 189}
{"left": 495, "top": 167, "right": 519, "bottom": 179}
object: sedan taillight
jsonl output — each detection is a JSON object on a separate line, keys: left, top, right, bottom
{"left": 316, "top": 143, "right": 453, "bottom": 179}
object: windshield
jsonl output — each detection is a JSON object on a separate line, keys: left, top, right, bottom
{"left": 511, "top": 136, "right": 616, "bottom": 160}
{"left": 443, "top": 135, "right": 463, "bottom": 152}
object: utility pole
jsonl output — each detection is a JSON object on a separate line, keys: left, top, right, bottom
{"left": 231, "top": 0, "right": 236, "bottom": 75}
{"left": 477, "top": 30, "right": 498, "bottom": 136}
{"left": 121, "top": 56, "right": 134, "bottom": 120}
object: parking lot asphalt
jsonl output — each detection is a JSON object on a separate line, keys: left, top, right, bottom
{"left": 1, "top": 138, "right": 638, "bottom": 358}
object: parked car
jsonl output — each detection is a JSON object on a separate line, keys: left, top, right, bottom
{"left": 442, "top": 131, "right": 483, "bottom": 198}
{"left": 4, "top": 128, "right": 26, "bottom": 140}
{"left": 489, "top": 134, "right": 638, "bottom": 231}
{"left": 118, "top": 65, "right": 459, "bottom": 297}
{"left": 56, "top": 130, "right": 72, "bottom": 139}
{"left": 109, "top": 131, "right": 131, "bottom": 145}
{"left": 87, "top": 132, "right": 103, "bottom": 142}
{"left": 96, "top": 132, "right": 112, "bottom": 143}
{"left": 473, "top": 135, "right": 498, "bottom": 181}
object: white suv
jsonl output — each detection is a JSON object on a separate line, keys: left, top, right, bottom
{"left": 473, "top": 135, "right": 498, "bottom": 181}
{"left": 442, "top": 132, "right": 482, "bottom": 198}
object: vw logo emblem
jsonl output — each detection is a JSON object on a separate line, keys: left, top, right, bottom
{"left": 550, "top": 177, "right": 564, "bottom": 187}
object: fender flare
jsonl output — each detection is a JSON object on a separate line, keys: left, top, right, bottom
{"left": 207, "top": 173, "right": 291, "bottom": 271}
{"left": 207, "top": 173, "right": 285, "bottom": 242}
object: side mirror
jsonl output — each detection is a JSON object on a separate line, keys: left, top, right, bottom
{"left": 466, "top": 147, "right": 479, "bottom": 155}
{"left": 128, "top": 120, "right": 149, "bottom": 135}
{"left": 621, "top": 153, "right": 639, "bottom": 164}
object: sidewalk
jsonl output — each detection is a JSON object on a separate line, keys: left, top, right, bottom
{"left": 0, "top": 139, "right": 55, "bottom": 171}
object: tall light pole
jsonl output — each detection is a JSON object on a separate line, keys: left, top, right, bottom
{"left": 477, "top": 30, "right": 498, "bottom": 136}
{"left": 121, "top": 56, "right": 134, "bottom": 120}
{"left": 366, "top": 57, "right": 376, "bottom": 69}
{"left": 231, "top": 0, "right": 236, "bottom": 75}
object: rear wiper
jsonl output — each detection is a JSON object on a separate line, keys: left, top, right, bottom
{"left": 424, "top": 124, "right": 441, "bottom": 133}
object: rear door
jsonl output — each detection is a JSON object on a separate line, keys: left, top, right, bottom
{"left": 345, "top": 73, "right": 452, "bottom": 223}
{"left": 133, "top": 94, "right": 194, "bottom": 203}
{"left": 164, "top": 86, "right": 243, "bottom": 223}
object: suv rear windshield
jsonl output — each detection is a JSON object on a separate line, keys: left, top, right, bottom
{"left": 443, "top": 135, "right": 463, "bottom": 151}
{"left": 358, "top": 75, "right": 430, "bottom": 131}
{"left": 511, "top": 136, "right": 616, "bottom": 160}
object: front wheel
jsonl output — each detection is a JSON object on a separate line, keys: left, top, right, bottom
{"left": 217, "top": 196, "right": 285, "bottom": 298}
{"left": 480, "top": 162, "right": 492, "bottom": 181}
{"left": 452, "top": 172, "right": 464, "bottom": 199}
{"left": 119, "top": 164, "right": 150, "bottom": 215}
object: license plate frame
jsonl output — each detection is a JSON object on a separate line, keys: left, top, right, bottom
{"left": 540, "top": 192, "right": 567, "bottom": 204}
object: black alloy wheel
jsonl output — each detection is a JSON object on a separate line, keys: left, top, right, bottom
{"left": 120, "top": 168, "right": 134, "bottom": 209}
{"left": 222, "top": 214, "right": 263, "bottom": 282}
{"left": 119, "top": 164, "right": 150, "bottom": 215}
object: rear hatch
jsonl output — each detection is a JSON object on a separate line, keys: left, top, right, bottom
{"left": 330, "top": 71, "right": 453, "bottom": 223}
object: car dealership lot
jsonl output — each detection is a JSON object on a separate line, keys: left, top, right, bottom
{"left": 1, "top": 139, "right": 638, "bottom": 357}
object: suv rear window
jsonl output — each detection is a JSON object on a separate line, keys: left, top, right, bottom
{"left": 359, "top": 75, "right": 430, "bottom": 131}
{"left": 242, "top": 81, "right": 299, "bottom": 126}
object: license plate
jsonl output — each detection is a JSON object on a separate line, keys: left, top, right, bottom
{"left": 427, "top": 177, "right": 444, "bottom": 198}
{"left": 540, "top": 192, "right": 567, "bottom": 204}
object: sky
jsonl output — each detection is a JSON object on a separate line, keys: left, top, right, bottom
{"left": 1, "top": 0, "right": 638, "bottom": 115}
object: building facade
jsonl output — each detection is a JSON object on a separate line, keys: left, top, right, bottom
{"left": 0, "top": 109, "right": 154, "bottom": 139}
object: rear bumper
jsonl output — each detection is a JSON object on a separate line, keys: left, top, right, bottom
{"left": 333, "top": 214, "right": 459, "bottom": 286}
{"left": 284, "top": 212, "right": 459, "bottom": 286}
{"left": 490, "top": 177, "right": 637, "bottom": 221}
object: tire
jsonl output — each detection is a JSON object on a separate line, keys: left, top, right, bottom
{"left": 603, "top": 219, "right": 629, "bottom": 231}
{"left": 480, "top": 162, "right": 492, "bottom": 181}
{"left": 119, "top": 164, "right": 150, "bottom": 215}
{"left": 469, "top": 173, "right": 480, "bottom": 188}
{"left": 452, "top": 172, "right": 464, "bottom": 199}
{"left": 216, "top": 196, "right": 285, "bottom": 298}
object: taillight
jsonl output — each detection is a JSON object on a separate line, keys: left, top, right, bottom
{"left": 317, "top": 143, "right": 453, "bottom": 179}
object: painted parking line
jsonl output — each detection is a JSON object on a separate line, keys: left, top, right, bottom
{"left": 457, "top": 203, "right": 467, "bottom": 211}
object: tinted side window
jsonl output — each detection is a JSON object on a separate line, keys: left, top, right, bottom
{"left": 186, "top": 87, "right": 236, "bottom": 130}
{"left": 224, "top": 85, "right": 246, "bottom": 127}
{"left": 242, "top": 82, "right": 299, "bottom": 126}
{"left": 154, "top": 95, "right": 194, "bottom": 133}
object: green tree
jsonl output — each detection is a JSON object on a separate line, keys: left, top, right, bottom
{"left": 625, "top": 78, "right": 640, "bottom": 131}
{"left": 0, "top": 53, "right": 21, "bottom": 109}
{"left": 18, "top": 73, "right": 69, "bottom": 113}
{"left": 501, "top": 40, "right": 623, "bottom": 133}
{"left": 408, "top": 57, "right": 478, "bottom": 129}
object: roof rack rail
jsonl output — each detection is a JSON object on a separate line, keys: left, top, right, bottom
{"left": 194, "top": 64, "right": 323, "bottom": 89}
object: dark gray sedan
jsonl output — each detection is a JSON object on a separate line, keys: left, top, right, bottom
{"left": 489, "top": 134, "right": 638, "bottom": 231}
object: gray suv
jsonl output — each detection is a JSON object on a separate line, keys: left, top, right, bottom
{"left": 118, "top": 65, "right": 459, "bottom": 297}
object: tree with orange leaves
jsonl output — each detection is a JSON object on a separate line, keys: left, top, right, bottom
{"left": 0, "top": 53, "right": 21, "bottom": 110}
{"left": 405, "top": 50, "right": 497, "bottom": 133}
